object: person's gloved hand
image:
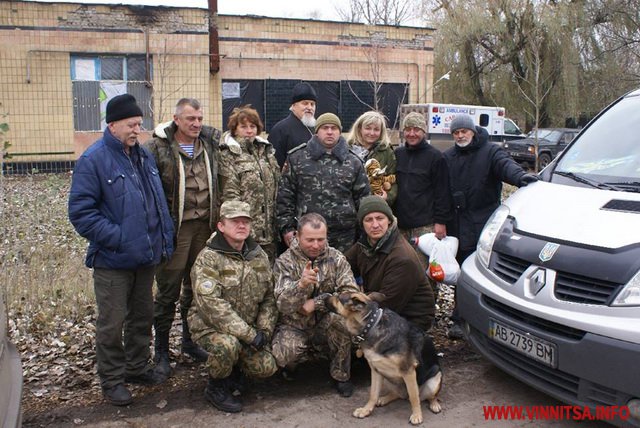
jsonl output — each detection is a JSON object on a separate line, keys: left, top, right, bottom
{"left": 519, "top": 173, "right": 539, "bottom": 187}
{"left": 313, "top": 292, "right": 333, "bottom": 313}
{"left": 250, "top": 330, "right": 268, "bottom": 351}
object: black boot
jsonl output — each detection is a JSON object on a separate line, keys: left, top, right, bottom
{"left": 102, "top": 384, "right": 133, "bottom": 406}
{"left": 204, "top": 377, "right": 243, "bottom": 413}
{"left": 181, "top": 309, "right": 209, "bottom": 362}
{"left": 153, "top": 330, "right": 171, "bottom": 381}
{"left": 228, "top": 366, "right": 247, "bottom": 396}
{"left": 335, "top": 380, "right": 355, "bottom": 397}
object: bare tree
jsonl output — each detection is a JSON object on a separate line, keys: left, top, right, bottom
{"left": 0, "top": 108, "right": 10, "bottom": 216}
{"left": 152, "top": 38, "right": 192, "bottom": 124}
{"left": 571, "top": 0, "right": 640, "bottom": 110}
{"left": 427, "top": 0, "right": 639, "bottom": 129}
{"left": 335, "top": 0, "right": 419, "bottom": 25}
{"left": 344, "top": 31, "right": 413, "bottom": 127}
{"left": 515, "top": 26, "right": 555, "bottom": 171}
{"left": 347, "top": 35, "right": 385, "bottom": 111}
{"left": 427, "top": 0, "right": 567, "bottom": 127}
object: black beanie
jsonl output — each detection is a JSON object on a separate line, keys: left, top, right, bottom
{"left": 291, "top": 82, "right": 317, "bottom": 104}
{"left": 106, "top": 94, "right": 144, "bottom": 123}
{"left": 357, "top": 195, "right": 394, "bottom": 224}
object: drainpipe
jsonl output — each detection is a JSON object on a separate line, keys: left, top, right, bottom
{"left": 145, "top": 29, "right": 151, "bottom": 83}
{"left": 208, "top": 0, "right": 220, "bottom": 73}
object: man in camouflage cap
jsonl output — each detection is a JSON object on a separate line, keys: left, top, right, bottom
{"left": 276, "top": 112, "right": 370, "bottom": 253}
{"left": 189, "top": 200, "right": 278, "bottom": 413}
{"left": 271, "top": 213, "right": 360, "bottom": 397}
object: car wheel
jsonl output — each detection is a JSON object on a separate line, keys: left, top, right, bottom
{"left": 538, "top": 153, "right": 552, "bottom": 169}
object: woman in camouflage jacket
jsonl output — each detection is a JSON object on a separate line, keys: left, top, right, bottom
{"left": 219, "top": 106, "right": 280, "bottom": 262}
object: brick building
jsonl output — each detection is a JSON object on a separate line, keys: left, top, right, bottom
{"left": 0, "top": 0, "right": 436, "bottom": 172}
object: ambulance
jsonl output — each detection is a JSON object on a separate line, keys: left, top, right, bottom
{"left": 399, "top": 103, "right": 525, "bottom": 151}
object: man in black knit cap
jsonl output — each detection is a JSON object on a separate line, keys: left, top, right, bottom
{"left": 269, "top": 82, "right": 318, "bottom": 168}
{"left": 69, "top": 94, "right": 174, "bottom": 406}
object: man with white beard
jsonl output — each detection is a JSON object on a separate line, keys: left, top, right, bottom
{"left": 269, "top": 82, "right": 318, "bottom": 168}
{"left": 443, "top": 113, "right": 537, "bottom": 339}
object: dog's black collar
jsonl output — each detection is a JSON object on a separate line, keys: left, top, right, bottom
{"left": 353, "top": 307, "right": 383, "bottom": 345}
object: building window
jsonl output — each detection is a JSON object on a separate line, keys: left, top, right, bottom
{"left": 71, "top": 55, "right": 152, "bottom": 131}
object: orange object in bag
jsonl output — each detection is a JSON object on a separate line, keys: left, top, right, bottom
{"left": 429, "top": 260, "right": 445, "bottom": 282}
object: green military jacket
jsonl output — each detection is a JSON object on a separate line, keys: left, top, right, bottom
{"left": 276, "top": 136, "right": 370, "bottom": 236}
{"left": 273, "top": 240, "right": 360, "bottom": 331}
{"left": 218, "top": 132, "right": 280, "bottom": 245}
{"left": 188, "top": 231, "right": 277, "bottom": 344}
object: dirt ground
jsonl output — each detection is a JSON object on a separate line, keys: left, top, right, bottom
{"left": 23, "top": 340, "right": 609, "bottom": 428}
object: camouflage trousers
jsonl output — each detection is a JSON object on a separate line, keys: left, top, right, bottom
{"left": 327, "top": 229, "right": 357, "bottom": 254}
{"left": 399, "top": 225, "right": 439, "bottom": 296}
{"left": 198, "top": 332, "right": 277, "bottom": 380}
{"left": 271, "top": 313, "right": 352, "bottom": 382}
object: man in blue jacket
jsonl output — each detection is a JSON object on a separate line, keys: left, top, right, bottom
{"left": 68, "top": 94, "right": 174, "bottom": 406}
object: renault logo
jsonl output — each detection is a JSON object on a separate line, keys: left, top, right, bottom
{"left": 530, "top": 268, "right": 546, "bottom": 295}
{"left": 539, "top": 242, "right": 560, "bottom": 262}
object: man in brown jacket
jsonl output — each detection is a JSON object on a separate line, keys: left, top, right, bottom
{"left": 345, "top": 195, "right": 436, "bottom": 331}
{"left": 144, "top": 98, "right": 221, "bottom": 379}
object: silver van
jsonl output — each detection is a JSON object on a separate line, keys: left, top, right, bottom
{"left": 457, "top": 88, "right": 640, "bottom": 427}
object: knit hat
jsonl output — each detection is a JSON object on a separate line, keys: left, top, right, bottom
{"left": 105, "top": 94, "right": 143, "bottom": 123}
{"left": 402, "top": 112, "right": 427, "bottom": 133}
{"left": 315, "top": 113, "right": 342, "bottom": 132}
{"left": 357, "top": 195, "right": 394, "bottom": 224}
{"left": 291, "top": 82, "right": 318, "bottom": 104}
{"left": 450, "top": 114, "right": 476, "bottom": 134}
{"left": 220, "top": 200, "right": 252, "bottom": 219}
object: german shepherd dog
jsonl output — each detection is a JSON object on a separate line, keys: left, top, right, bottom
{"left": 326, "top": 292, "right": 442, "bottom": 425}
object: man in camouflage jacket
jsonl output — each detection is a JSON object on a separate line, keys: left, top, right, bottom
{"left": 189, "top": 200, "right": 278, "bottom": 413}
{"left": 271, "top": 213, "right": 360, "bottom": 397}
{"left": 276, "top": 113, "right": 370, "bottom": 253}
{"left": 144, "top": 98, "right": 221, "bottom": 376}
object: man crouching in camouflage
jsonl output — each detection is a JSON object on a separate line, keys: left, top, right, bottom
{"left": 271, "top": 213, "right": 360, "bottom": 397}
{"left": 189, "top": 200, "right": 277, "bottom": 413}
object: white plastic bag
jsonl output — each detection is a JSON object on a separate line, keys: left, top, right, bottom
{"left": 413, "top": 233, "right": 461, "bottom": 285}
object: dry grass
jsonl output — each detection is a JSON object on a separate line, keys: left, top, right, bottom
{"left": 1, "top": 174, "right": 94, "bottom": 321}
{"left": 1, "top": 175, "right": 104, "bottom": 410}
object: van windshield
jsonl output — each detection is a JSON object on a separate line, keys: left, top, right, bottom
{"left": 555, "top": 94, "right": 640, "bottom": 182}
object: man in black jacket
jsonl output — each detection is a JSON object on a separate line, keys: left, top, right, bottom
{"left": 394, "top": 112, "right": 453, "bottom": 294}
{"left": 269, "top": 82, "right": 317, "bottom": 168}
{"left": 443, "top": 113, "right": 537, "bottom": 338}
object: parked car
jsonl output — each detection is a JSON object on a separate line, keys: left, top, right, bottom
{"left": 503, "top": 128, "right": 579, "bottom": 169}
{"left": 457, "top": 88, "right": 640, "bottom": 427}
{"left": 1, "top": 296, "right": 22, "bottom": 427}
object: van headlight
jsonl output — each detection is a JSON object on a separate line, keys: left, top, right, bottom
{"left": 476, "top": 205, "right": 510, "bottom": 268}
{"left": 612, "top": 270, "right": 640, "bottom": 306}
